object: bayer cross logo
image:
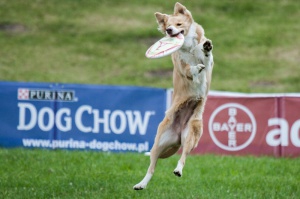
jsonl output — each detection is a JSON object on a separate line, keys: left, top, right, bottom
{"left": 208, "top": 103, "right": 256, "bottom": 151}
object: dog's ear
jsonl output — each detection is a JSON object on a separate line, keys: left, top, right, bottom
{"left": 174, "top": 2, "right": 193, "bottom": 19}
{"left": 155, "top": 12, "right": 168, "bottom": 33}
{"left": 155, "top": 12, "right": 167, "bottom": 24}
{"left": 174, "top": 2, "right": 186, "bottom": 15}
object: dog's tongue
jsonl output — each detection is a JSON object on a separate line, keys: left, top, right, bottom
{"left": 171, "top": 32, "right": 181, "bottom": 37}
{"left": 170, "top": 31, "right": 184, "bottom": 38}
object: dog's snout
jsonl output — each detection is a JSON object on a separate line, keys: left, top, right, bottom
{"left": 166, "top": 28, "right": 172, "bottom": 35}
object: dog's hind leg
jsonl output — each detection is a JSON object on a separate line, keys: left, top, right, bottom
{"left": 174, "top": 119, "right": 203, "bottom": 177}
{"left": 133, "top": 117, "right": 179, "bottom": 190}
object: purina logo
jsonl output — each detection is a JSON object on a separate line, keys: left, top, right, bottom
{"left": 18, "top": 88, "right": 77, "bottom": 102}
{"left": 208, "top": 103, "right": 256, "bottom": 151}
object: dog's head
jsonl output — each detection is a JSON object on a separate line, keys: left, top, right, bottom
{"left": 155, "top": 2, "right": 194, "bottom": 37}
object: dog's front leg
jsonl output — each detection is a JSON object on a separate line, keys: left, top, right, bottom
{"left": 201, "top": 39, "right": 213, "bottom": 69}
{"left": 182, "top": 63, "right": 205, "bottom": 83}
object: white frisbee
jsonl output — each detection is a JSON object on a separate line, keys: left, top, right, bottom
{"left": 145, "top": 34, "right": 184, "bottom": 59}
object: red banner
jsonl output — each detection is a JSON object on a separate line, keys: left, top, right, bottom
{"left": 188, "top": 92, "right": 300, "bottom": 157}
{"left": 280, "top": 97, "right": 300, "bottom": 157}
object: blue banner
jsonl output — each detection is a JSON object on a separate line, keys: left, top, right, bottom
{"left": 0, "top": 81, "right": 167, "bottom": 153}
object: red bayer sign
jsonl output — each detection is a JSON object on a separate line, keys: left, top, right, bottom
{"left": 208, "top": 103, "right": 256, "bottom": 151}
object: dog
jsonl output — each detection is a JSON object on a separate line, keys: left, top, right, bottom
{"left": 133, "top": 2, "right": 214, "bottom": 190}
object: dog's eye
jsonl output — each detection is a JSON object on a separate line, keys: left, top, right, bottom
{"left": 177, "top": 23, "right": 182, "bottom": 26}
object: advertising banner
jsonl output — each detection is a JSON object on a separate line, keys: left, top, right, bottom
{"left": 193, "top": 92, "right": 300, "bottom": 157}
{"left": 0, "top": 82, "right": 167, "bottom": 153}
{"left": 1, "top": 82, "right": 299, "bottom": 157}
{"left": 280, "top": 97, "right": 300, "bottom": 157}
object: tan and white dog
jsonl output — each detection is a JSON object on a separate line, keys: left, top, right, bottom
{"left": 133, "top": 2, "right": 214, "bottom": 190}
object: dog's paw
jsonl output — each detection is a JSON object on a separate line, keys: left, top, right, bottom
{"left": 133, "top": 183, "right": 146, "bottom": 190}
{"left": 173, "top": 169, "right": 182, "bottom": 177}
{"left": 190, "top": 64, "right": 205, "bottom": 83}
{"left": 202, "top": 40, "right": 213, "bottom": 56}
{"left": 173, "top": 161, "right": 184, "bottom": 177}
{"left": 191, "top": 64, "right": 205, "bottom": 75}
{"left": 203, "top": 40, "right": 213, "bottom": 52}
{"left": 197, "top": 64, "right": 206, "bottom": 73}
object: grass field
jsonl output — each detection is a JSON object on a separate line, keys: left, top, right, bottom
{"left": 0, "top": 0, "right": 299, "bottom": 92}
{"left": 1, "top": 0, "right": 300, "bottom": 198}
{"left": 0, "top": 149, "right": 299, "bottom": 199}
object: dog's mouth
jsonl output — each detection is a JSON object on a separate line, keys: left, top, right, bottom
{"left": 170, "top": 30, "right": 184, "bottom": 37}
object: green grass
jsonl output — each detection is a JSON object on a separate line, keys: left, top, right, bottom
{"left": 0, "top": 149, "right": 299, "bottom": 199}
{"left": 0, "top": 0, "right": 300, "bottom": 92}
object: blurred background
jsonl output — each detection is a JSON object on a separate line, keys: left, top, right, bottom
{"left": 0, "top": 0, "right": 299, "bottom": 92}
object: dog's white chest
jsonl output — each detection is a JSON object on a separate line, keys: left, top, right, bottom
{"left": 179, "top": 51, "right": 199, "bottom": 66}
{"left": 178, "top": 47, "right": 207, "bottom": 98}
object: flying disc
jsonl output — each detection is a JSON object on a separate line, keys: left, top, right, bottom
{"left": 145, "top": 34, "right": 184, "bottom": 59}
